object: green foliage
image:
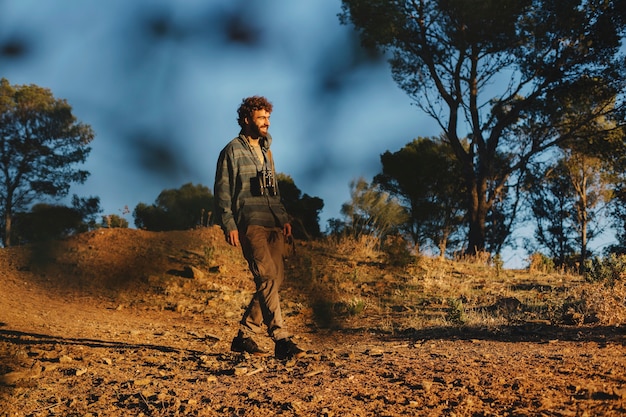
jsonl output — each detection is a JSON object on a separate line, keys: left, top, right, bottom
{"left": 492, "top": 253, "right": 504, "bottom": 277}
{"left": 72, "top": 195, "right": 101, "bottom": 231}
{"left": 446, "top": 298, "right": 467, "bottom": 325}
{"left": 583, "top": 254, "right": 626, "bottom": 286}
{"left": 11, "top": 195, "right": 101, "bottom": 244}
{"left": 609, "top": 181, "right": 626, "bottom": 255}
{"left": 345, "top": 298, "right": 367, "bottom": 316}
{"left": 339, "top": 177, "right": 409, "bottom": 242}
{"left": 375, "top": 137, "right": 466, "bottom": 255}
{"left": 528, "top": 150, "right": 612, "bottom": 269}
{"left": 133, "top": 183, "right": 213, "bottom": 231}
{"left": 340, "top": 0, "right": 626, "bottom": 255}
{"left": 527, "top": 159, "right": 578, "bottom": 266}
{"left": 102, "top": 214, "right": 129, "bottom": 228}
{"left": 0, "top": 78, "right": 95, "bottom": 246}
{"left": 276, "top": 173, "right": 324, "bottom": 239}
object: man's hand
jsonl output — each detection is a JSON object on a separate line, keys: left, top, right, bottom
{"left": 228, "top": 230, "right": 240, "bottom": 247}
{"left": 283, "top": 223, "right": 292, "bottom": 237}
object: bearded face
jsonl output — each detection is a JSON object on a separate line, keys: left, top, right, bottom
{"left": 246, "top": 109, "right": 271, "bottom": 138}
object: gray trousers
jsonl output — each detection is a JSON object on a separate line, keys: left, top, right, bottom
{"left": 239, "top": 225, "right": 290, "bottom": 341}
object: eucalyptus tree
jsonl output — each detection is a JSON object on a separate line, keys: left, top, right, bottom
{"left": 340, "top": 0, "right": 626, "bottom": 254}
{"left": 529, "top": 148, "right": 616, "bottom": 271}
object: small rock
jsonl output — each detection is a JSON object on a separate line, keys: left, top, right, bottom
{"left": 320, "top": 407, "right": 335, "bottom": 417}
{"left": 234, "top": 366, "right": 248, "bottom": 376}
{"left": 183, "top": 265, "right": 205, "bottom": 280}
{"left": 366, "top": 348, "right": 384, "bottom": 357}
{"left": 421, "top": 380, "right": 433, "bottom": 392}
{"left": 0, "top": 370, "right": 31, "bottom": 385}
{"left": 42, "top": 364, "right": 58, "bottom": 373}
{"left": 133, "top": 377, "right": 152, "bottom": 386}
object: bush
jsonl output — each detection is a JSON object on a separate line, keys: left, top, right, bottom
{"left": 446, "top": 298, "right": 467, "bottom": 325}
{"left": 383, "top": 234, "right": 414, "bottom": 267}
{"left": 102, "top": 214, "right": 129, "bottom": 228}
{"left": 528, "top": 252, "right": 555, "bottom": 273}
{"left": 583, "top": 254, "right": 626, "bottom": 286}
{"left": 562, "top": 280, "right": 626, "bottom": 326}
{"left": 134, "top": 183, "right": 213, "bottom": 231}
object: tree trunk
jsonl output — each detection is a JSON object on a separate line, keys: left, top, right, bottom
{"left": 4, "top": 210, "right": 11, "bottom": 247}
{"left": 579, "top": 194, "right": 588, "bottom": 273}
{"left": 466, "top": 176, "right": 488, "bottom": 255}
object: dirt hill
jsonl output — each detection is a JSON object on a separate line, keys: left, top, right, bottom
{"left": 0, "top": 227, "right": 625, "bottom": 416}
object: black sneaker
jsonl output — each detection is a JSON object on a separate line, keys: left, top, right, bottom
{"left": 230, "top": 334, "right": 268, "bottom": 356}
{"left": 274, "top": 338, "right": 305, "bottom": 360}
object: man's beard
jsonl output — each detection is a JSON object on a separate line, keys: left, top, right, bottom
{"left": 250, "top": 123, "right": 267, "bottom": 138}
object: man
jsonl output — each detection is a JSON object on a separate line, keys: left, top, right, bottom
{"left": 214, "top": 96, "right": 305, "bottom": 360}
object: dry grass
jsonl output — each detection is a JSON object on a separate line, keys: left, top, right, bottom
{"left": 286, "top": 235, "right": 626, "bottom": 333}
{"left": 49, "top": 228, "right": 622, "bottom": 334}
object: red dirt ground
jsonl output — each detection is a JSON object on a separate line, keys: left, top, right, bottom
{"left": 0, "top": 227, "right": 624, "bottom": 416}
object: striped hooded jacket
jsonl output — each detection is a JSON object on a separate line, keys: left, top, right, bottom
{"left": 214, "top": 132, "right": 289, "bottom": 234}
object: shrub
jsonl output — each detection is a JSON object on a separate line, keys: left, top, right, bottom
{"left": 102, "top": 214, "right": 129, "bottom": 228}
{"left": 528, "top": 252, "right": 555, "bottom": 273}
{"left": 383, "top": 234, "right": 414, "bottom": 267}
{"left": 583, "top": 254, "right": 626, "bottom": 285}
{"left": 562, "top": 280, "right": 626, "bottom": 326}
{"left": 446, "top": 298, "right": 467, "bottom": 325}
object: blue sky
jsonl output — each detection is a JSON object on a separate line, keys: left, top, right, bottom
{"left": 0, "top": 0, "right": 437, "bottom": 225}
{"left": 6, "top": 0, "right": 617, "bottom": 267}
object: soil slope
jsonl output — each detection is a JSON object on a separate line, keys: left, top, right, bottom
{"left": 0, "top": 227, "right": 624, "bottom": 416}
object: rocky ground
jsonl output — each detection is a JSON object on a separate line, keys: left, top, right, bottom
{"left": 0, "top": 227, "right": 625, "bottom": 416}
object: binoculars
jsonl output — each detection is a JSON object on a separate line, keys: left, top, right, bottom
{"left": 257, "top": 169, "right": 277, "bottom": 196}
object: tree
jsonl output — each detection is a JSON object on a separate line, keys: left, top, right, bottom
{"left": 374, "top": 137, "right": 466, "bottom": 256}
{"left": 566, "top": 152, "right": 611, "bottom": 269}
{"left": 11, "top": 195, "right": 101, "bottom": 244}
{"left": 102, "top": 214, "right": 129, "bottom": 228}
{"left": 530, "top": 91, "right": 624, "bottom": 267}
{"left": 610, "top": 184, "right": 626, "bottom": 255}
{"left": 0, "top": 78, "right": 94, "bottom": 246}
{"left": 528, "top": 151, "right": 612, "bottom": 270}
{"left": 133, "top": 183, "right": 213, "bottom": 231}
{"left": 277, "top": 173, "right": 324, "bottom": 239}
{"left": 528, "top": 158, "right": 579, "bottom": 266}
{"left": 340, "top": 177, "right": 409, "bottom": 241}
{"left": 339, "top": 0, "right": 626, "bottom": 254}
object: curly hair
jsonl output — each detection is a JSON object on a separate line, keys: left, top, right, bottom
{"left": 237, "top": 96, "right": 273, "bottom": 128}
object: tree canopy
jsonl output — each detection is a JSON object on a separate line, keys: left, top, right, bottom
{"left": 133, "top": 183, "right": 213, "bottom": 231}
{"left": 339, "top": 177, "right": 409, "bottom": 240}
{"left": 340, "top": 0, "right": 626, "bottom": 254}
{"left": 0, "top": 78, "right": 95, "bottom": 246}
{"left": 277, "top": 173, "right": 324, "bottom": 240}
{"left": 11, "top": 195, "right": 100, "bottom": 244}
{"left": 375, "top": 137, "right": 466, "bottom": 256}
